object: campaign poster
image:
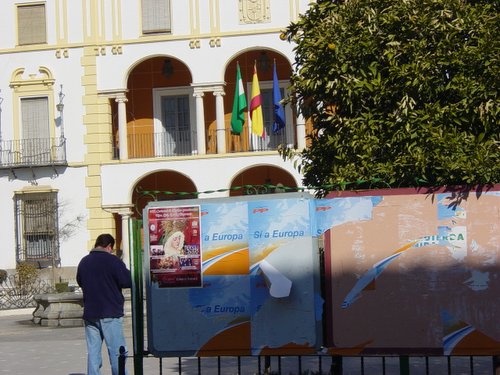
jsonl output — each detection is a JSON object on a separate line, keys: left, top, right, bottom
{"left": 147, "top": 205, "right": 202, "bottom": 288}
{"left": 322, "top": 188, "right": 500, "bottom": 355}
{"left": 144, "top": 194, "right": 323, "bottom": 357}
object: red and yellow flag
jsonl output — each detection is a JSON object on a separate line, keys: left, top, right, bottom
{"left": 249, "top": 63, "right": 264, "bottom": 137}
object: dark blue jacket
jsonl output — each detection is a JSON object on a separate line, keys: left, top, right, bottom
{"left": 76, "top": 249, "right": 132, "bottom": 320}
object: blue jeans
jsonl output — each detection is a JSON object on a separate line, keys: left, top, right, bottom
{"left": 84, "top": 317, "right": 128, "bottom": 375}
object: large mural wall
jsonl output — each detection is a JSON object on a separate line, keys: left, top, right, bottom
{"left": 142, "top": 186, "right": 499, "bottom": 357}
{"left": 144, "top": 193, "right": 322, "bottom": 357}
{"left": 324, "top": 187, "right": 500, "bottom": 355}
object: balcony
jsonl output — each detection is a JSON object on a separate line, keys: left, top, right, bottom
{"left": 114, "top": 128, "right": 291, "bottom": 159}
{"left": 0, "top": 137, "right": 67, "bottom": 169}
{"left": 123, "top": 130, "right": 195, "bottom": 159}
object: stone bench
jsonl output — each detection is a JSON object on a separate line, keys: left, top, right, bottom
{"left": 32, "top": 292, "right": 84, "bottom": 327}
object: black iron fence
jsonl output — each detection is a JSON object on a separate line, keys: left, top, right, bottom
{"left": 207, "top": 127, "right": 290, "bottom": 154}
{"left": 114, "top": 130, "right": 195, "bottom": 159}
{"left": 119, "top": 353, "right": 497, "bottom": 375}
{"left": 0, "top": 137, "right": 67, "bottom": 168}
{"left": 114, "top": 128, "right": 291, "bottom": 159}
{"left": 0, "top": 274, "right": 52, "bottom": 310}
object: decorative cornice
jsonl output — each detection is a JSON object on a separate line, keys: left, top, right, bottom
{"left": 191, "top": 82, "right": 226, "bottom": 94}
{"left": 102, "top": 204, "right": 134, "bottom": 216}
{"left": 9, "top": 67, "right": 55, "bottom": 89}
{"left": 97, "top": 89, "right": 129, "bottom": 100}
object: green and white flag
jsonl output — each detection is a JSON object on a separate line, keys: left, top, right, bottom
{"left": 230, "top": 63, "right": 247, "bottom": 134}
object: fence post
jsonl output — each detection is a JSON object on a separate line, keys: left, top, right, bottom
{"left": 118, "top": 345, "right": 126, "bottom": 375}
{"left": 331, "top": 355, "right": 342, "bottom": 375}
{"left": 399, "top": 356, "right": 410, "bottom": 375}
{"left": 493, "top": 356, "right": 500, "bottom": 375}
{"left": 264, "top": 356, "right": 271, "bottom": 374}
{"left": 130, "top": 219, "right": 144, "bottom": 375}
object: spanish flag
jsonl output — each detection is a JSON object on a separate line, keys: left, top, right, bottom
{"left": 249, "top": 62, "right": 264, "bottom": 137}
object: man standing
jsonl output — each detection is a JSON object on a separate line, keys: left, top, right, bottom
{"left": 77, "top": 233, "right": 132, "bottom": 375}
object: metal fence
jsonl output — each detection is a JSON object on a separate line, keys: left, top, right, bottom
{"left": 0, "top": 274, "right": 53, "bottom": 310}
{"left": 207, "top": 127, "right": 290, "bottom": 154}
{"left": 119, "top": 354, "right": 496, "bottom": 375}
{"left": 116, "top": 128, "right": 291, "bottom": 159}
{"left": 0, "top": 137, "right": 67, "bottom": 168}
{"left": 118, "top": 130, "right": 195, "bottom": 159}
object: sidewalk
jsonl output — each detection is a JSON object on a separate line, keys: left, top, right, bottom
{"left": 0, "top": 308, "right": 254, "bottom": 375}
{"left": 0, "top": 308, "right": 87, "bottom": 374}
{"left": 0, "top": 308, "right": 158, "bottom": 375}
{"left": 0, "top": 308, "right": 494, "bottom": 375}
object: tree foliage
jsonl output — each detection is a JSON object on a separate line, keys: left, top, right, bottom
{"left": 283, "top": 0, "right": 499, "bottom": 196}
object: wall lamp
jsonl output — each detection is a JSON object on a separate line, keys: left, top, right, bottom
{"left": 257, "top": 51, "right": 270, "bottom": 72}
{"left": 162, "top": 59, "right": 174, "bottom": 78}
{"left": 56, "top": 84, "right": 65, "bottom": 113}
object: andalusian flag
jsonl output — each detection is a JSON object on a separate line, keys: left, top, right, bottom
{"left": 230, "top": 63, "right": 247, "bottom": 134}
{"left": 249, "top": 62, "right": 264, "bottom": 137}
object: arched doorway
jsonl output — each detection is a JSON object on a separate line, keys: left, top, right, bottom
{"left": 112, "top": 56, "right": 195, "bottom": 159}
{"left": 229, "top": 165, "right": 298, "bottom": 196}
{"left": 131, "top": 170, "right": 197, "bottom": 218}
{"left": 223, "top": 50, "right": 295, "bottom": 153}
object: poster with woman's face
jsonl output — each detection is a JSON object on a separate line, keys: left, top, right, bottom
{"left": 148, "top": 205, "right": 202, "bottom": 288}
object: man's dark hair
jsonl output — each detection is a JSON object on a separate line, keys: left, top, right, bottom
{"left": 94, "top": 233, "right": 115, "bottom": 249}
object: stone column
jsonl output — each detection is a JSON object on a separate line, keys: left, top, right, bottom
{"left": 103, "top": 205, "right": 134, "bottom": 268}
{"left": 120, "top": 208, "right": 132, "bottom": 268}
{"left": 116, "top": 95, "right": 128, "bottom": 160}
{"left": 193, "top": 91, "right": 206, "bottom": 155}
{"left": 213, "top": 89, "right": 226, "bottom": 154}
{"left": 296, "top": 113, "right": 306, "bottom": 150}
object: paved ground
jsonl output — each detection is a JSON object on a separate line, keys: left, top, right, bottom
{"left": 0, "top": 308, "right": 494, "bottom": 375}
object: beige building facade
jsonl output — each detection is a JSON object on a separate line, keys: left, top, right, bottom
{"left": 0, "top": 0, "right": 313, "bottom": 276}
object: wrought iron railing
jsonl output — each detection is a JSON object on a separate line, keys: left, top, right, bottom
{"left": 113, "top": 128, "right": 291, "bottom": 159}
{"left": 0, "top": 274, "right": 53, "bottom": 310}
{"left": 0, "top": 137, "right": 67, "bottom": 168}
{"left": 207, "top": 127, "right": 289, "bottom": 153}
{"left": 125, "top": 354, "right": 495, "bottom": 375}
{"left": 117, "top": 130, "right": 195, "bottom": 159}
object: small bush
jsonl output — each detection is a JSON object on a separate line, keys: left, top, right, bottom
{"left": 55, "top": 282, "right": 69, "bottom": 293}
{"left": 16, "top": 262, "right": 39, "bottom": 289}
{"left": 0, "top": 269, "right": 7, "bottom": 284}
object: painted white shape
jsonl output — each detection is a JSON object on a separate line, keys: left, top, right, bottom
{"left": 259, "top": 259, "right": 292, "bottom": 298}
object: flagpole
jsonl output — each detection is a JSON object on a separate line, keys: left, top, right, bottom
{"left": 249, "top": 61, "right": 256, "bottom": 151}
{"left": 272, "top": 59, "right": 286, "bottom": 146}
{"left": 250, "top": 60, "right": 265, "bottom": 149}
{"left": 247, "top": 63, "right": 252, "bottom": 151}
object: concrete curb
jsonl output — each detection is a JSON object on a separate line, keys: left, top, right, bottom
{"left": 0, "top": 307, "right": 34, "bottom": 317}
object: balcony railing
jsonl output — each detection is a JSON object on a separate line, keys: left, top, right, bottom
{"left": 207, "top": 127, "right": 290, "bottom": 154}
{"left": 121, "top": 130, "right": 195, "bottom": 159}
{"left": 0, "top": 137, "right": 67, "bottom": 169}
{"left": 113, "top": 127, "right": 292, "bottom": 160}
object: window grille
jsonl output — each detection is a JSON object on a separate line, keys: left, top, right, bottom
{"left": 17, "top": 4, "right": 47, "bottom": 45}
{"left": 14, "top": 192, "right": 60, "bottom": 266}
{"left": 142, "top": 0, "right": 171, "bottom": 34}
